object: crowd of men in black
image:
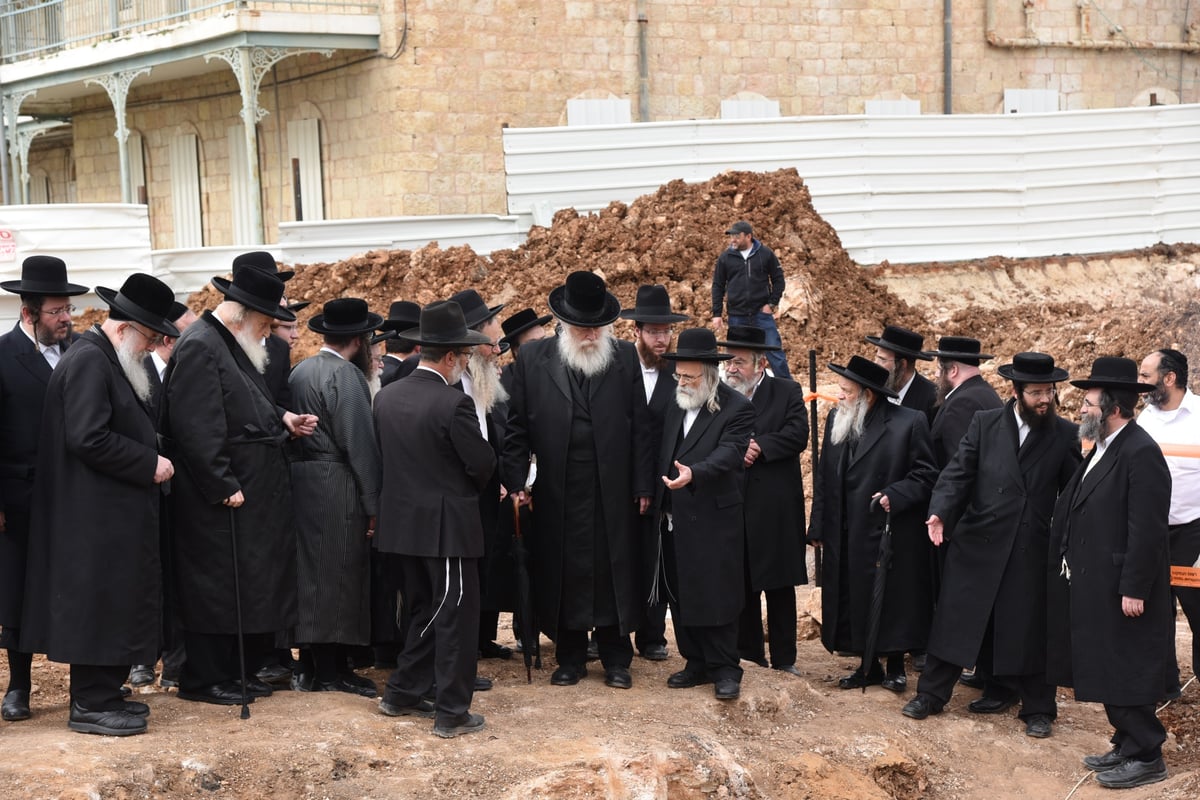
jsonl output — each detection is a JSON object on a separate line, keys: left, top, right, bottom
{"left": 0, "top": 224, "right": 1195, "bottom": 788}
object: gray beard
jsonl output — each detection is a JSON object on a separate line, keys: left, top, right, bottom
{"left": 367, "top": 373, "right": 382, "bottom": 400}
{"left": 234, "top": 327, "right": 270, "bottom": 374}
{"left": 558, "top": 326, "right": 615, "bottom": 377}
{"left": 723, "top": 369, "right": 760, "bottom": 398}
{"left": 468, "top": 349, "right": 509, "bottom": 412}
{"left": 1079, "top": 413, "right": 1105, "bottom": 445}
{"left": 116, "top": 334, "right": 152, "bottom": 403}
{"left": 675, "top": 372, "right": 719, "bottom": 412}
{"left": 830, "top": 394, "right": 869, "bottom": 445}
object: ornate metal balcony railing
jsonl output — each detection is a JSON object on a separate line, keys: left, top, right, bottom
{"left": 0, "top": 0, "right": 378, "bottom": 64}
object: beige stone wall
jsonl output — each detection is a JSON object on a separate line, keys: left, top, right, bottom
{"left": 34, "top": 0, "right": 1199, "bottom": 247}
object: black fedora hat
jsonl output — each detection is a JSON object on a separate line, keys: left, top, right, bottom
{"left": 167, "top": 301, "right": 193, "bottom": 324}
{"left": 500, "top": 307, "right": 552, "bottom": 345}
{"left": 1, "top": 255, "right": 89, "bottom": 296}
{"left": 96, "top": 273, "right": 180, "bottom": 338}
{"left": 308, "top": 298, "right": 385, "bottom": 336}
{"left": 997, "top": 352, "right": 1069, "bottom": 384}
{"left": 399, "top": 301, "right": 493, "bottom": 348}
{"left": 380, "top": 300, "right": 422, "bottom": 333}
{"left": 619, "top": 284, "right": 689, "bottom": 324}
{"left": 663, "top": 328, "right": 733, "bottom": 363}
{"left": 286, "top": 300, "right": 311, "bottom": 314}
{"left": 232, "top": 250, "right": 293, "bottom": 282}
{"left": 370, "top": 330, "right": 397, "bottom": 346}
{"left": 548, "top": 271, "right": 622, "bottom": 328}
{"left": 829, "top": 355, "right": 898, "bottom": 399}
{"left": 922, "top": 336, "right": 993, "bottom": 365}
{"left": 718, "top": 325, "right": 781, "bottom": 352}
{"left": 212, "top": 269, "right": 295, "bottom": 322}
{"left": 865, "top": 325, "right": 932, "bottom": 361}
{"left": 1070, "top": 356, "right": 1156, "bottom": 393}
{"left": 448, "top": 289, "right": 504, "bottom": 329}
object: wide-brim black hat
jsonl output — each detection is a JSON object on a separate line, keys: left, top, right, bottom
{"left": 95, "top": 273, "right": 180, "bottom": 338}
{"left": 922, "top": 336, "right": 993, "bottom": 364}
{"left": 663, "top": 328, "right": 733, "bottom": 362}
{"left": 829, "top": 355, "right": 898, "bottom": 399}
{"left": 619, "top": 284, "right": 689, "bottom": 324}
{"left": 1, "top": 255, "right": 89, "bottom": 296}
{"left": 548, "top": 271, "right": 622, "bottom": 328}
{"left": 399, "top": 300, "right": 493, "bottom": 348}
{"left": 232, "top": 250, "right": 293, "bottom": 282}
{"left": 212, "top": 271, "right": 295, "bottom": 322}
{"left": 866, "top": 325, "right": 932, "bottom": 361}
{"left": 167, "top": 301, "right": 191, "bottom": 323}
{"left": 308, "top": 298, "right": 385, "bottom": 336}
{"left": 500, "top": 307, "right": 552, "bottom": 345}
{"left": 718, "top": 325, "right": 781, "bottom": 352}
{"left": 380, "top": 300, "right": 422, "bottom": 332}
{"left": 449, "top": 289, "right": 504, "bottom": 329}
{"left": 997, "top": 352, "right": 1069, "bottom": 384}
{"left": 286, "top": 300, "right": 311, "bottom": 314}
{"left": 1070, "top": 356, "right": 1156, "bottom": 393}
{"left": 370, "top": 330, "right": 397, "bottom": 346}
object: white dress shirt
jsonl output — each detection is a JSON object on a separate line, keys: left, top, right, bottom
{"left": 1013, "top": 403, "right": 1029, "bottom": 448}
{"left": 150, "top": 350, "right": 169, "bottom": 381}
{"left": 1083, "top": 422, "right": 1126, "bottom": 479}
{"left": 1138, "top": 390, "right": 1200, "bottom": 525}
{"left": 889, "top": 371, "right": 916, "bottom": 406}
{"left": 20, "top": 322, "right": 61, "bottom": 369}
{"left": 460, "top": 370, "right": 489, "bottom": 440}
{"left": 640, "top": 361, "right": 659, "bottom": 404}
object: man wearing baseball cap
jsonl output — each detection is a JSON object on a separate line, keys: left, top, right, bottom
{"left": 710, "top": 221, "right": 790, "bottom": 379}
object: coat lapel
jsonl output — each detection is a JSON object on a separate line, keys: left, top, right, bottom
{"left": 12, "top": 322, "right": 53, "bottom": 386}
{"left": 848, "top": 402, "right": 887, "bottom": 467}
{"left": 546, "top": 340, "right": 571, "bottom": 400}
{"left": 996, "top": 402, "right": 1025, "bottom": 487}
{"left": 1071, "top": 424, "right": 1132, "bottom": 509}
{"left": 676, "top": 406, "right": 715, "bottom": 460}
{"left": 202, "top": 312, "right": 277, "bottom": 409}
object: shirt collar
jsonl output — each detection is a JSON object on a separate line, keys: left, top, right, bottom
{"left": 19, "top": 321, "right": 60, "bottom": 357}
{"left": 320, "top": 346, "right": 346, "bottom": 360}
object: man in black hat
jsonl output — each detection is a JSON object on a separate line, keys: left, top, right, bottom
{"left": 867, "top": 325, "right": 937, "bottom": 423}
{"left": 269, "top": 299, "right": 308, "bottom": 354}
{"left": 901, "top": 353, "right": 1081, "bottom": 738}
{"left": 380, "top": 301, "right": 422, "bottom": 387}
{"left": 498, "top": 307, "right": 551, "bottom": 396}
{"left": 719, "top": 326, "right": 809, "bottom": 676}
{"left": 502, "top": 271, "right": 654, "bottom": 690}
{"left": 710, "top": 220, "right": 790, "bottom": 379}
{"left": 161, "top": 267, "right": 318, "bottom": 706}
{"left": 0, "top": 254, "right": 89, "bottom": 722}
{"left": 808, "top": 356, "right": 937, "bottom": 691}
{"left": 287, "top": 298, "right": 385, "bottom": 696}
{"left": 619, "top": 284, "right": 689, "bottom": 662}
{"left": 653, "top": 328, "right": 755, "bottom": 700}
{"left": 19, "top": 273, "right": 179, "bottom": 735}
{"left": 231, "top": 251, "right": 295, "bottom": 408}
{"left": 373, "top": 301, "right": 495, "bottom": 737}
{"left": 1046, "top": 357, "right": 1172, "bottom": 790}
{"left": 925, "top": 336, "right": 1003, "bottom": 470}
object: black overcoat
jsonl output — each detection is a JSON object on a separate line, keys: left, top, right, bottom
{"left": 653, "top": 382, "right": 754, "bottom": 625}
{"left": 501, "top": 336, "right": 654, "bottom": 638}
{"left": 743, "top": 375, "right": 809, "bottom": 591}
{"left": 20, "top": 327, "right": 162, "bottom": 664}
{"left": 807, "top": 401, "right": 937, "bottom": 654}
{"left": 930, "top": 374, "right": 1002, "bottom": 470}
{"left": 161, "top": 312, "right": 297, "bottom": 634}
{"left": 900, "top": 372, "right": 938, "bottom": 425}
{"left": 1046, "top": 421, "right": 1173, "bottom": 705}
{"left": 926, "top": 402, "right": 1080, "bottom": 673}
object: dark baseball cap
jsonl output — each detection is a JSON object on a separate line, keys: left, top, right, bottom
{"left": 725, "top": 221, "right": 753, "bottom": 235}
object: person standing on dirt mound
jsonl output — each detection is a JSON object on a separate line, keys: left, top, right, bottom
{"left": 20, "top": 274, "right": 179, "bottom": 736}
{"left": 710, "top": 220, "right": 791, "bottom": 379}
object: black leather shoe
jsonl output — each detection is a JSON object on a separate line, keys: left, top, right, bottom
{"left": 968, "top": 695, "right": 1017, "bottom": 714}
{"left": 638, "top": 644, "right": 669, "bottom": 661}
{"left": 901, "top": 694, "right": 943, "bottom": 720}
{"left": 911, "top": 653, "right": 927, "bottom": 672}
{"left": 1024, "top": 714, "right": 1053, "bottom": 739}
{"left": 1, "top": 689, "right": 31, "bottom": 721}
{"left": 667, "top": 668, "right": 711, "bottom": 689}
{"left": 740, "top": 653, "right": 769, "bottom": 668}
{"left": 255, "top": 663, "right": 293, "bottom": 686}
{"left": 551, "top": 665, "right": 587, "bottom": 686}
{"left": 120, "top": 685, "right": 132, "bottom": 697}
{"left": 1083, "top": 747, "right": 1128, "bottom": 771}
{"left": 838, "top": 670, "right": 883, "bottom": 690}
{"left": 338, "top": 672, "right": 379, "bottom": 694}
{"left": 177, "top": 682, "right": 254, "bottom": 706}
{"left": 714, "top": 678, "right": 741, "bottom": 700}
{"left": 433, "top": 712, "right": 486, "bottom": 738}
{"left": 236, "top": 677, "right": 273, "bottom": 698}
{"left": 774, "top": 665, "right": 803, "bottom": 677}
{"left": 881, "top": 674, "right": 907, "bottom": 693}
{"left": 129, "top": 665, "right": 156, "bottom": 687}
{"left": 958, "top": 670, "right": 986, "bottom": 689}
{"left": 586, "top": 640, "right": 600, "bottom": 661}
{"left": 123, "top": 700, "right": 150, "bottom": 717}
{"left": 474, "top": 676, "right": 493, "bottom": 692}
{"left": 68, "top": 703, "right": 147, "bottom": 736}
{"left": 479, "top": 641, "right": 513, "bottom": 660}
{"left": 307, "top": 678, "right": 378, "bottom": 698}
{"left": 604, "top": 667, "right": 632, "bottom": 689}
{"left": 1094, "top": 757, "right": 1168, "bottom": 789}
{"left": 379, "top": 698, "right": 436, "bottom": 718}
{"left": 160, "top": 673, "right": 180, "bottom": 689}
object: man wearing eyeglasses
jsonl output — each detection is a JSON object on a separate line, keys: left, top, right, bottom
{"left": 903, "top": 353, "right": 1081, "bottom": 741}
{"left": 0, "top": 255, "right": 89, "bottom": 723}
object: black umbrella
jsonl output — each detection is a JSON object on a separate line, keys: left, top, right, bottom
{"left": 510, "top": 497, "right": 541, "bottom": 683}
{"left": 860, "top": 496, "right": 894, "bottom": 692}
{"left": 228, "top": 507, "right": 251, "bottom": 718}
{"left": 808, "top": 349, "right": 822, "bottom": 587}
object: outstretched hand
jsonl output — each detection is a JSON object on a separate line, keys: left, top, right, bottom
{"left": 662, "top": 461, "right": 693, "bottom": 490}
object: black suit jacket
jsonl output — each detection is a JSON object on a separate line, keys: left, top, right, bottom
{"left": 0, "top": 321, "right": 60, "bottom": 511}
{"left": 264, "top": 334, "right": 293, "bottom": 408}
{"left": 142, "top": 354, "right": 165, "bottom": 425}
{"left": 900, "top": 371, "right": 938, "bottom": 425}
{"left": 930, "top": 373, "right": 1002, "bottom": 470}
{"left": 381, "top": 353, "right": 420, "bottom": 387}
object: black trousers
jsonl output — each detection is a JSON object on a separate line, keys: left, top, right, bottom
{"left": 1168, "top": 518, "right": 1200, "bottom": 680}
{"left": 180, "top": 630, "right": 272, "bottom": 692}
{"left": 674, "top": 616, "right": 742, "bottom": 683}
{"left": 737, "top": 584, "right": 798, "bottom": 668}
{"left": 384, "top": 555, "right": 479, "bottom": 721}
{"left": 918, "top": 651, "right": 1056, "bottom": 718}
{"left": 1105, "top": 703, "right": 1166, "bottom": 762}
{"left": 71, "top": 664, "right": 130, "bottom": 711}
{"left": 557, "top": 625, "right": 632, "bottom": 670}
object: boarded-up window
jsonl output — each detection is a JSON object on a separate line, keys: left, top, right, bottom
{"left": 1004, "top": 89, "right": 1060, "bottom": 114}
{"left": 865, "top": 99, "right": 921, "bottom": 116}
{"left": 287, "top": 118, "right": 324, "bottom": 222}
{"left": 28, "top": 171, "right": 50, "bottom": 204}
{"left": 169, "top": 133, "right": 203, "bottom": 248}
{"left": 227, "top": 125, "right": 256, "bottom": 244}
{"left": 126, "top": 131, "right": 146, "bottom": 204}
{"left": 566, "top": 98, "right": 632, "bottom": 126}
{"left": 720, "top": 99, "right": 781, "bottom": 119}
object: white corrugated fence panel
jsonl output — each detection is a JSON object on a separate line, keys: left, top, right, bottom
{"left": 277, "top": 214, "right": 532, "bottom": 265}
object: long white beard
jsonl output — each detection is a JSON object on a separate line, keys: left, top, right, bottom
{"left": 234, "top": 326, "right": 270, "bottom": 374}
{"left": 116, "top": 333, "right": 152, "bottom": 403}
{"left": 468, "top": 348, "right": 509, "bottom": 412}
{"left": 830, "top": 393, "right": 870, "bottom": 445}
{"left": 558, "top": 325, "right": 615, "bottom": 377}
{"left": 676, "top": 371, "right": 720, "bottom": 412}
{"left": 367, "top": 373, "right": 382, "bottom": 400}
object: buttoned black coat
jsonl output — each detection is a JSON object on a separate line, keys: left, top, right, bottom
{"left": 1046, "top": 421, "right": 1173, "bottom": 706}
{"left": 501, "top": 336, "right": 654, "bottom": 638}
{"left": 743, "top": 375, "right": 809, "bottom": 591}
{"left": 807, "top": 401, "right": 938, "bottom": 654}
{"left": 926, "top": 402, "right": 1080, "bottom": 673}
{"left": 20, "top": 327, "right": 162, "bottom": 664}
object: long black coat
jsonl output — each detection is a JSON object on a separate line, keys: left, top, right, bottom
{"left": 653, "top": 382, "right": 755, "bottom": 626}
{"left": 744, "top": 375, "right": 809, "bottom": 591}
{"left": 900, "top": 371, "right": 938, "bottom": 425}
{"left": 807, "top": 401, "right": 937, "bottom": 654}
{"left": 264, "top": 334, "right": 292, "bottom": 408}
{"left": 20, "top": 327, "right": 162, "bottom": 664}
{"left": 926, "top": 402, "right": 1080, "bottom": 673}
{"left": 161, "top": 312, "right": 297, "bottom": 634}
{"left": 501, "top": 335, "right": 654, "bottom": 638}
{"left": 1047, "top": 421, "right": 1173, "bottom": 706}
{"left": 930, "top": 374, "right": 1002, "bottom": 470}
{"left": 380, "top": 353, "right": 420, "bottom": 387}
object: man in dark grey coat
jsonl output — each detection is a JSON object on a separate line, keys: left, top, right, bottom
{"left": 21, "top": 273, "right": 179, "bottom": 735}
{"left": 901, "top": 353, "right": 1081, "bottom": 739}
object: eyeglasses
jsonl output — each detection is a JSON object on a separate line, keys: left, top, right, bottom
{"left": 1081, "top": 398, "right": 1100, "bottom": 409}
{"left": 673, "top": 372, "right": 703, "bottom": 384}
{"left": 127, "top": 324, "right": 164, "bottom": 348}
{"left": 642, "top": 328, "right": 673, "bottom": 340}
{"left": 727, "top": 357, "right": 755, "bottom": 368}
{"left": 1022, "top": 389, "right": 1055, "bottom": 401}
{"left": 40, "top": 304, "right": 75, "bottom": 317}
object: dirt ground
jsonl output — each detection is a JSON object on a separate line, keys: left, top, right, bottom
{"left": 34, "top": 169, "right": 1200, "bottom": 797}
